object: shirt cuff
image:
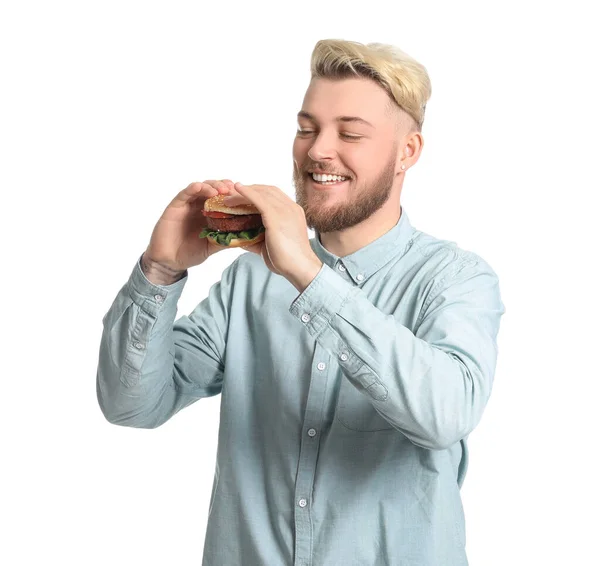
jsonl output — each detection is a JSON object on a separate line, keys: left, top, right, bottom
{"left": 289, "top": 263, "right": 357, "bottom": 337}
{"left": 126, "top": 254, "right": 188, "bottom": 315}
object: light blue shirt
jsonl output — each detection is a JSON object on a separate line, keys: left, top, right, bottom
{"left": 97, "top": 208, "right": 505, "bottom": 565}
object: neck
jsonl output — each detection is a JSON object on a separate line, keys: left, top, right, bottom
{"left": 319, "top": 202, "right": 402, "bottom": 258}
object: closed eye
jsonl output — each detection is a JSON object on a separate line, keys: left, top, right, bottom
{"left": 296, "top": 130, "right": 363, "bottom": 140}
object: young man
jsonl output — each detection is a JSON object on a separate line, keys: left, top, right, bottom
{"left": 97, "top": 39, "right": 505, "bottom": 565}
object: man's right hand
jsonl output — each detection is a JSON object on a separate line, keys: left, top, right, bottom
{"left": 142, "top": 180, "right": 237, "bottom": 280}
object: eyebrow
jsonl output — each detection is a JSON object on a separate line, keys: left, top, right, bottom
{"left": 297, "top": 110, "right": 374, "bottom": 129}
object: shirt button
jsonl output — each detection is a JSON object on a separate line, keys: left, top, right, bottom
{"left": 308, "top": 428, "right": 317, "bottom": 437}
{"left": 356, "top": 273, "right": 364, "bottom": 281}
{"left": 317, "top": 362, "right": 326, "bottom": 371}
{"left": 134, "top": 342, "right": 144, "bottom": 350}
{"left": 298, "top": 498, "right": 307, "bottom": 508}
{"left": 154, "top": 294, "right": 164, "bottom": 303}
{"left": 301, "top": 313, "right": 311, "bottom": 323}
{"left": 338, "top": 263, "right": 346, "bottom": 272}
{"left": 339, "top": 352, "right": 349, "bottom": 362}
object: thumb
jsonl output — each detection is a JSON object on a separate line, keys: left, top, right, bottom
{"left": 245, "top": 241, "right": 280, "bottom": 275}
{"left": 244, "top": 242, "right": 263, "bottom": 256}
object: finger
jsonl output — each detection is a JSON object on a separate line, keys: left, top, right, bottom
{"left": 222, "top": 188, "right": 252, "bottom": 207}
{"left": 221, "top": 179, "right": 236, "bottom": 191}
{"left": 231, "top": 182, "right": 265, "bottom": 210}
{"left": 235, "top": 183, "right": 291, "bottom": 207}
{"left": 233, "top": 184, "right": 292, "bottom": 219}
{"left": 203, "top": 180, "right": 231, "bottom": 194}
{"left": 215, "top": 180, "right": 230, "bottom": 193}
{"left": 169, "top": 182, "right": 218, "bottom": 208}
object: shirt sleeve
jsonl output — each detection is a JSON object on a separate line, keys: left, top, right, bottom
{"left": 289, "top": 254, "right": 505, "bottom": 450}
{"left": 96, "top": 254, "right": 237, "bottom": 429}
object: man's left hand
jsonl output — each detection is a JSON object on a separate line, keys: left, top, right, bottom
{"left": 223, "top": 183, "right": 322, "bottom": 292}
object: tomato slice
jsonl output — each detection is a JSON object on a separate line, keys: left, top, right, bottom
{"left": 202, "top": 211, "right": 236, "bottom": 219}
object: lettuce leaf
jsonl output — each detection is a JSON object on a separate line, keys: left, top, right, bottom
{"left": 198, "top": 226, "right": 265, "bottom": 246}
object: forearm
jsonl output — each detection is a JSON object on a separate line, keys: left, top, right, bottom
{"left": 97, "top": 253, "right": 233, "bottom": 428}
{"left": 329, "top": 311, "right": 489, "bottom": 449}
{"left": 96, "top": 255, "right": 190, "bottom": 428}
{"left": 290, "top": 262, "right": 504, "bottom": 450}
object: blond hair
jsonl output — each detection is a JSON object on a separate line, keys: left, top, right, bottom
{"left": 310, "top": 39, "right": 432, "bottom": 132}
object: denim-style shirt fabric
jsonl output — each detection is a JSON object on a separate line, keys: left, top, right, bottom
{"left": 97, "top": 209, "right": 505, "bottom": 566}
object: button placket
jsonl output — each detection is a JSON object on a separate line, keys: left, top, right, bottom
{"left": 294, "top": 344, "right": 328, "bottom": 565}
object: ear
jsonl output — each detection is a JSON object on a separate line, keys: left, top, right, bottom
{"left": 401, "top": 132, "right": 425, "bottom": 166}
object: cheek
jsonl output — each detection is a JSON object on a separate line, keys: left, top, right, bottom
{"left": 292, "top": 137, "right": 307, "bottom": 158}
{"left": 350, "top": 147, "right": 384, "bottom": 178}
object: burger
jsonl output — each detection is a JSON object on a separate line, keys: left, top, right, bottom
{"left": 198, "top": 194, "right": 266, "bottom": 248}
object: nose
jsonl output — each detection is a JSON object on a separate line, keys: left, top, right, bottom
{"left": 307, "top": 131, "right": 337, "bottom": 162}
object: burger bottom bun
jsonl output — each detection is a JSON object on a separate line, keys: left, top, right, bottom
{"left": 207, "top": 231, "right": 265, "bottom": 248}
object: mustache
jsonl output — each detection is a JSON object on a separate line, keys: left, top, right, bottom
{"left": 298, "top": 163, "right": 350, "bottom": 177}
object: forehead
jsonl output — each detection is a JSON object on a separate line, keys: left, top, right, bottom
{"left": 300, "top": 77, "right": 391, "bottom": 125}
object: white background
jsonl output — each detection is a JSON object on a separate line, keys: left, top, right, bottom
{"left": 1, "top": 0, "right": 598, "bottom": 564}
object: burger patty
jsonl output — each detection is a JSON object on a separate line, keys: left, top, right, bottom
{"left": 206, "top": 214, "right": 263, "bottom": 232}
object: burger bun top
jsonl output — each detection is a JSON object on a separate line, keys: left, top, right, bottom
{"left": 204, "top": 194, "right": 259, "bottom": 215}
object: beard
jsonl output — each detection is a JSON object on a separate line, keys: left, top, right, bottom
{"left": 292, "top": 145, "right": 397, "bottom": 235}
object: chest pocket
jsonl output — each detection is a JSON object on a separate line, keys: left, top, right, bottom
{"left": 335, "top": 365, "right": 394, "bottom": 432}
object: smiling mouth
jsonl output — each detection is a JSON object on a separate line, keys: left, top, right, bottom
{"left": 306, "top": 172, "right": 351, "bottom": 188}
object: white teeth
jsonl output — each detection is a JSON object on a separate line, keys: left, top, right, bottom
{"left": 311, "top": 172, "right": 348, "bottom": 183}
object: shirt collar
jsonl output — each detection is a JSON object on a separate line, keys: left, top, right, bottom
{"left": 310, "top": 208, "right": 416, "bottom": 285}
